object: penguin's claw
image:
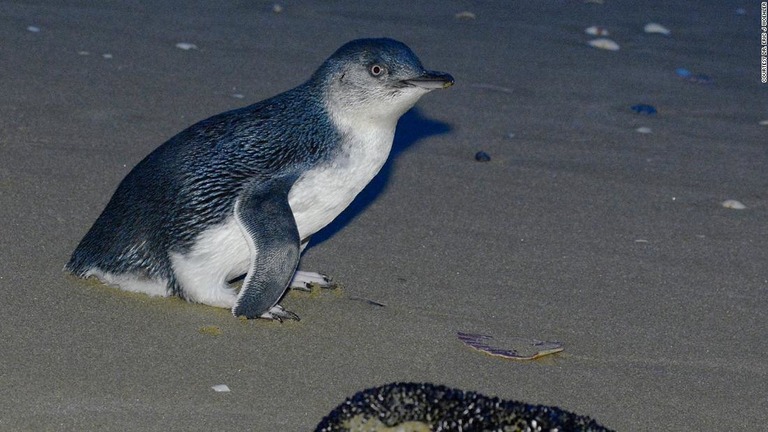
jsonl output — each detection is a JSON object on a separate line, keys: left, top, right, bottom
{"left": 260, "top": 305, "right": 300, "bottom": 322}
{"left": 290, "top": 270, "right": 333, "bottom": 291}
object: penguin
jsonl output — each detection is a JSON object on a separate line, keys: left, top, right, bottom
{"left": 65, "top": 38, "right": 454, "bottom": 320}
{"left": 315, "top": 382, "right": 614, "bottom": 431}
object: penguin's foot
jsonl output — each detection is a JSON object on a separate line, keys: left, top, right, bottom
{"left": 290, "top": 270, "right": 333, "bottom": 291}
{"left": 259, "top": 304, "right": 300, "bottom": 322}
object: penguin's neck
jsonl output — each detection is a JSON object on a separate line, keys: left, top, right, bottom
{"left": 287, "top": 104, "right": 399, "bottom": 241}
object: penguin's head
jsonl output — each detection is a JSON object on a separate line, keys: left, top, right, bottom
{"left": 314, "top": 38, "right": 454, "bottom": 124}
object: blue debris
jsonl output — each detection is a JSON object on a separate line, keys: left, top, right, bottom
{"left": 676, "top": 68, "right": 714, "bottom": 84}
{"left": 631, "top": 104, "right": 657, "bottom": 115}
{"left": 474, "top": 151, "right": 491, "bottom": 162}
{"left": 690, "top": 73, "right": 714, "bottom": 84}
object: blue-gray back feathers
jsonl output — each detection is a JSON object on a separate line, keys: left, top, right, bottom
{"left": 67, "top": 81, "right": 338, "bottom": 285}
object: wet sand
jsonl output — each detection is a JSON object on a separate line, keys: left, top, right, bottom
{"left": 1, "top": 1, "right": 766, "bottom": 430}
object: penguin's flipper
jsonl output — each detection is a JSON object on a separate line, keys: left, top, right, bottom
{"left": 232, "top": 179, "right": 300, "bottom": 320}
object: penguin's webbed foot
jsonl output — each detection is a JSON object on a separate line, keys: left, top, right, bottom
{"left": 290, "top": 270, "right": 334, "bottom": 291}
{"left": 259, "top": 304, "right": 300, "bottom": 322}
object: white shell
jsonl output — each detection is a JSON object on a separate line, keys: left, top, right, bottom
{"left": 455, "top": 11, "right": 476, "bottom": 20}
{"left": 212, "top": 384, "right": 231, "bottom": 392}
{"left": 175, "top": 42, "right": 198, "bottom": 50}
{"left": 588, "top": 38, "right": 620, "bottom": 51}
{"left": 722, "top": 200, "right": 747, "bottom": 210}
{"left": 759, "top": 119, "right": 768, "bottom": 126}
{"left": 635, "top": 126, "right": 652, "bottom": 134}
{"left": 585, "top": 26, "right": 609, "bottom": 36}
{"left": 644, "top": 23, "right": 671, "bottom": 35}
{"left": 27, "top": 26, "right": 40, "bottom": 32}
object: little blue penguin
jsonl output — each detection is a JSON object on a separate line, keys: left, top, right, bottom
{"left": 65, "top": 38, "right": 454, "bottom": 320}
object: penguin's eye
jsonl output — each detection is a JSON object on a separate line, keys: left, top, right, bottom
{"left": 369, "top": 64, "right": 385, "bottom": 77}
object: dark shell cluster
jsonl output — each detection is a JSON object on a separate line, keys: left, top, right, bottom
{"left": 316, "top": 382, "right": 612, "bottom": 432}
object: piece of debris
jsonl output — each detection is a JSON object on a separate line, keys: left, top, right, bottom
{"left": 474, "top": 151, "right": 491, "bottom": 162}
{"left": 455, "top": 11, "right": 476, "bottom": 20}
{"left": 457, "top": 332, "right": 563, "bottom": 360}
{"left": 644, "top": 23, "right": 671, "bottom": 35}
{"left": 721, "top": 199, "right": 747, "bottom": 210}
{"left": 585, "top": 26, "right": 609, "bottom": 36}
{"left": 631, "top": 104, "right": 657, "bottom": 115}
{"left": 175, "top": 42, "right": 198, "bottom": 50}
{"left": 587, "top": 38, "right": 620, "bottom": 51}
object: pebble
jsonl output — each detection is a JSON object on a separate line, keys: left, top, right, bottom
{"left": 455, "top": 11, "right": 476, "bottom": 20}
{"left": 635, "top": 126, "right": 652, "bottom": 134}
{"left": 644, "top": 23, "right": 671, "bottom": 35}
{"left": 27, "top": 25, "right": 40, "bottom": 32}
{"left": 676, "top": 67, "right": 714, "bottom": 84}
{"left": 588, "top": 38, "right": 620, "bottom": 51}
{"left": 759, "top": 120, "right": 768, "bottom": 126}
{"left": 272, "top": 4, "right": 283, "bottom": 13}
{"left": 631, "top": 104, "right": 657, "bottom": 115}
{"left": 585, "top": 26, "right": 609, "bottom": 36}
{"left": 211, "top": 384, "right": 231, "bottom": 393}
{"left": 175, "top": 42, "right": 198, "bottom": 50}
{"left": 689, "top": 74, "right": 714, "bottom": 84}
{"left": 102, "top": 53, "right": 113, "bottom": 59}
{"left": 474, "top": 151, "right": 491, "bottom": 162}
{"left": 721, "top": 199, "right": 747, "bottom": 210}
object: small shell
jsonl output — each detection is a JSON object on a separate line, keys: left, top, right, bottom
{"left": 588, "top": 38, "right": 620, "bottom": 51}
{"left": 175, "top": 42, "right": 198, "bottom": 50}
{"left": 585, "top": 26, "right": 609, "bottom": 36}
{"left": 212, "top": 384, "right": 231, "bottom": 392}
{"left": 635, "top": 126, "right": 652, "bottom": 134}
{"left": 27, "top": 25, "right": 41, "bottom": 32}
{"left": 644, "top": 23, "right": 670, "bottom": 35}
{"left": 272, "top": 4, "right": 283, "bottom": 13}
{"left": 458, "top": 332, "right": 563, "bottom": 360}
{"left": 102, "top": 53, "right": 113, "bottom": 59}
{"left": 759, "top": 119, "right": 768, "bottom": 126}
{"left": 722, "top": 200, "right": 747, "bottom": 210}
{"left": 455, "top": 11, "right": 476, "bottom": 20}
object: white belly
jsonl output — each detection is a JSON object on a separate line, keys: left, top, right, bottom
{"left": 288, "top": 125, "right": 395, "bottom": 240}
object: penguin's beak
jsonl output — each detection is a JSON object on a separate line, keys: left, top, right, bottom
{"left": 403, "top": 70, "right": 455, "bottom": 90}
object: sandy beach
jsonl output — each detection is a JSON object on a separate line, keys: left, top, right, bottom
{"left": 1, "top": 1, "right": 766, "bottom": 430}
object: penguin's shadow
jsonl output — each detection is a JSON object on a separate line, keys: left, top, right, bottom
{"left": 308, "top": 107, "right": 452, "bottom": 249}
